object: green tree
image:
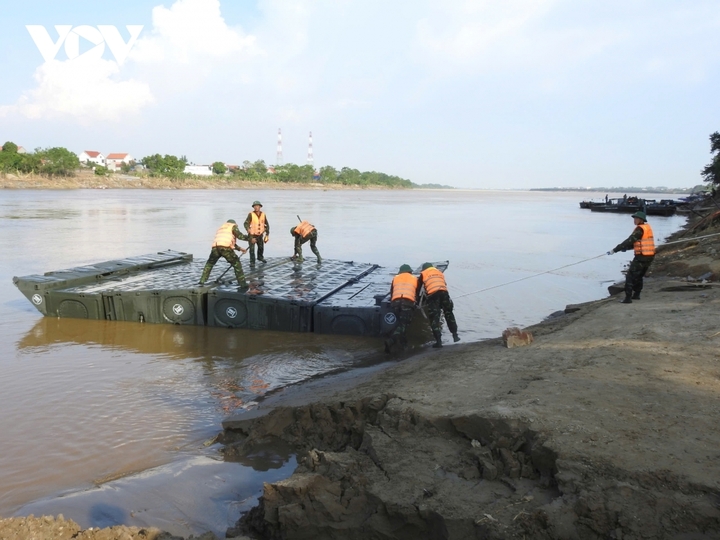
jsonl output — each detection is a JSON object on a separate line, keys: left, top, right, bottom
{"left": 36, "top": 147, "right": 80, "bottom": 176}
{"left": 2, "top": 141, "right": 18, "bottom": 153}
{"left": 94, "top": 165, "right": 109, "bottom": 176}
{"left": 319, "top": 165, "right": 339, "bottom": 183}
{"left": 702, "top": 131, "right": 720, "bottom": 186}
{"left": 212, "top": 161, "right": 227, "bottom": 175}
{"left": 120, "top": 161, "right": 136, "bottom": 174}
{"left": 141, "top": 154, "right": 187, "bottom": 177}
{"left": 252, "top": 159, "right": 267, "bottom": 175}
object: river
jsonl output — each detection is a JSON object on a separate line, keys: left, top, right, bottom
{"left": 0, "top": 188, "right": 686, "bottom": 536}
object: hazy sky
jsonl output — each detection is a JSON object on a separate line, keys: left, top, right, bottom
{"left": 1, "top": 0, "right": 718, "bottom": 189}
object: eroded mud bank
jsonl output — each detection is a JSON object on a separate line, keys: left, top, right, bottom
{"left": 221, "top": 394, "right": 720, "bottom": 539}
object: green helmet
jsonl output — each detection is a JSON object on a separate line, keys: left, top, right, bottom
{"left": 252, "top": 200, "right": 263, "bottom": 207}
{"left": 398, "top": 264, "right": 412, "bottom": 274}
{"left": 422, "top": 262, "right": 433, "bottom": 271}
{"left": 227, "top": 219, "right": 236, "bottom": 224}
{"left": 631, "top": 211, "right": 647, "bottom": 221}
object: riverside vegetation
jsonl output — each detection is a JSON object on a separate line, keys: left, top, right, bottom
{"left": 0, "top": 142, "right": 452, "bottom": 189}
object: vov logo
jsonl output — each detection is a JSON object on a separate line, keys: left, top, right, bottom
{"left": 26, "top": 25, "right": 144, "bottom": 64}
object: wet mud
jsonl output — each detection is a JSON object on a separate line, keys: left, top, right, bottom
{"left": 221, "top": 395, "right": 720, "bottom": 540}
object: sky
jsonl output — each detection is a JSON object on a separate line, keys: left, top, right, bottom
{"left": 0, "top": 0, "right": 719, "bottom": 189}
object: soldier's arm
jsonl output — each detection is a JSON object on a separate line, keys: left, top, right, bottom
{"left": 243, "top": 213, "right": 251, "bottom": 232}
{"left": 264, "top": 216, "right": 270, "bottom": 235}
{"left": 232, "top": 225, "right": 249, "bottom": 242}
{"left": 613, "top": 227, "right": 643, "bottom": 252}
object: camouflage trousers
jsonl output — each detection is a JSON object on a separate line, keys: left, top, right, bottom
{"left": 386, "top": 299, "right": 415, "bottom": 348}
{"left": 293, "top": 230, "right": 320, "bottom": 259}
{"left": 425, "top": 290, "right": 458, "bottom": 335}
{"left": 248, "top": 235, "right": 265, "bottom": 263}
{"left": 625, "top": 256, "right": 654, "bottom": 296}
{"left": 200, "top": 247, "right": 246, "bottom": 285}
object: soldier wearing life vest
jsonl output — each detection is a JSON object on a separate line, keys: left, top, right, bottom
{"left": 384, "top": 264, "right": 421, "bottom": 354}
{"left": 608, "top": 211, "right": 656, "bottom": 303}
{"left": 290, "top": 220, "right": 321, "bottom": 263}
{"left": 199, "top": 219, "right": 249, "bottom": 289}
{"left": 419, "top": 262, "right": 460, "bottom": 348}
{"left": 243, "top": 201, "right": 269, "bottom": 265}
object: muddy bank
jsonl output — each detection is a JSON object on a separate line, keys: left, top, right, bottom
{"left": 219, "top": 207, "right": 720, "bottom": 539}
{"left": 0, "top": 515, "right": 227, "bottom": 540}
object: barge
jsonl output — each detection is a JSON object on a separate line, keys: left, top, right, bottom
{"left": 13, "top": 250, "right": 447, "bottom": 337}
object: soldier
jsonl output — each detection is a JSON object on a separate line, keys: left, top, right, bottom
{"left": 419, "top": 262, "right": 460, "bottom": 348}
{"left": 384, "top": 264, "right": 420, "bottom": 353}
{"left": 607, "top": 210, "right": 655, "bottom": 303}
{"left": 198, "top": 219, "right": 249, "bottom": 289}
{"left": 290, "top": 220, "right": 321, "bottom": 263}
{"left": 244, "top": 201, "right": 269, "bottom": 265}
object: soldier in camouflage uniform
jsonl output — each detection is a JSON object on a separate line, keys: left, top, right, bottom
{"left": 199, "top": 219, "right": 249, "bottom": 289}
{"left": 419, "top": 262, "right": 460, "bottom": 348}
{"left": 290, "top": 220, "right": 321, "bottom": 263}
{"left": 608, "top": 211, "right": 656, "bottom": 303}
{"left": 244, "top": 201, "right": 269, "bottom": 265}
{"left": 384, "top": 264, "right": 420, "bottom": 354}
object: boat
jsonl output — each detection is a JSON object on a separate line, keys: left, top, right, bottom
{"left": 13, "top": 250, "right": 447, "bottom": 337}
{"left": 586, "top": 197, "right": 677, "bottom": 216}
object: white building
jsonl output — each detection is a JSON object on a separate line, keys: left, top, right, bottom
{"left": 184, "top": 165, "right": 213, "bottom": 176}
{"left": 105, "top": 153, "right": 134, "bottom": 171}
{"left": 79, "top": 151, "right": 105, "bottom": 166}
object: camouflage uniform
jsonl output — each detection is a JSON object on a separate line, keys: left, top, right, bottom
{"left": 424, "top": 290, "right": 458, "bottom": 336}
{"left": 386, "top": 299, "right": 416, "bottom": 351}
{"left": 613, "top": 225, "right": 655, "bottom": 299}
{"left": 244, "top": 211, "right": 269, "bottom": 264}
{"left": 200, "top": 224, "right": 248, "bottom": 286}
{"left": 384, "top": 268, "right": 421, "bottom": 353}
{"left": 290, "top": 226, "right": 321, "bottom": 262}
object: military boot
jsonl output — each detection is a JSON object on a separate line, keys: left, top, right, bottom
{"left": 631, "top": 292, "right": 641, "bottom": 300}
{"left": 620, "top": 295, "right": 632, "bottom": 304}
{"left": 452, "top": 333, "right": 460, "bottom": 342}
{"left": 432, "top": 331, "right": 443, "bottom": 348}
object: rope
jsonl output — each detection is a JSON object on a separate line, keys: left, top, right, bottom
{"left": 661, "top": 231, "right": 720, "bottom": 245}
{"left": 454, "top": 253, "right": 606, "bottom": 299}
{"left": 453, "top": 231, "right": 720, "bottom": 300}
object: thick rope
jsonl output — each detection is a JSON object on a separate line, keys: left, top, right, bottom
{"left": 454, "top": 231, "right": 720, "bottom": 300}
{"left": 454, "top": 254, "right": 606, "bottom": 299}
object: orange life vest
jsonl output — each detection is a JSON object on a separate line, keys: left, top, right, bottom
{"left": 420, "top": 267, "right": 448, "bottom": 295}
{"left": 294, "top": 221, "right": 315, "bottom": 238}
{"left": 391, "top": 273, "right": 418, "bottom": 302}
{"left": 249, "top": 212, "right": 266, "bottom": 235}
{"left": 212, "top": 222, "right": 236, "bottom": 248}
{"left": 634, "top": 223, "right": 655, "bottom": 256}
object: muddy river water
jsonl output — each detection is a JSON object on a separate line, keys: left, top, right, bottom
{"left": 0, "top": 188, "right": 685, "bottom": 536}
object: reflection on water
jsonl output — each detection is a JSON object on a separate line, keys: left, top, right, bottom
{"left": 0, "top": 188, "right": 687, "bottom": 533}
{"left": 18, "top": 316, "right": 389, "bottom": 411}
{"left": 17, "top": 454, "right": 298, "bottom": 538}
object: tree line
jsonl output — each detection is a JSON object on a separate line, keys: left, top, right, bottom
{"left": 0, "top": 142, "right": 80, "bottom": 176}
{"left": 133, "top": 155, "right": 416, "bottom": 187}
{"left": 0, "top": 142, "right": 433, "bottom": 188}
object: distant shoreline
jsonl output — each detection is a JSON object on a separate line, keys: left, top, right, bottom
{"left": 0, "top": 173, "right": 410, "bottom": 190}
{"left": 531, "top": 187, "right": 696, "bottom": 194}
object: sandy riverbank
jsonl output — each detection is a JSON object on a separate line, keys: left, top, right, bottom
{"left": 0, "top": 172, "right": 402, "bottom": 190}
{"left": 3, "top": 200, "right": 719, "bottom": 540}
{"left": 217, "top": 203, "right": 720, "bottom": 539}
